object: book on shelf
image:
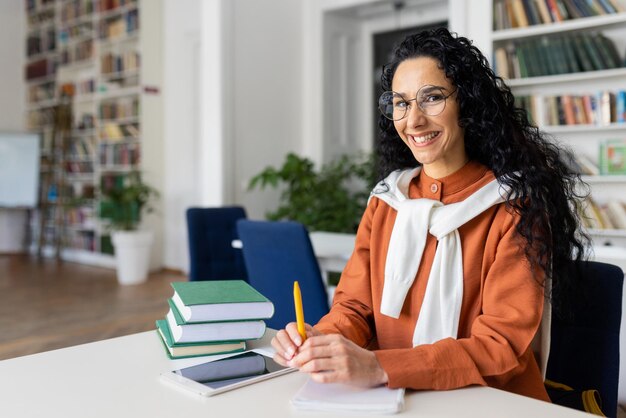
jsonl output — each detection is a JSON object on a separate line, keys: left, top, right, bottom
{"left": 166, "top": 299, "right": 267, "bottom": 344}
{"left": 291, "top": 378, "right": 405, "bottom": 414}
{"left": 170, "top": 280, "right": 274, "bottom": 323}
{"left": 580, "top": 198, "right": 609, "bottom": 229}
{"left": 494, "top": 33, "right": 622, "bottom": 80}
{"left": 529, "top": 90, "right": 624, "bottom": 127}
{"left": 580, "top": 198, "right": 626, "bottom": 230}
{"left": 493, "top": 0, "right": 624, "bottom": 29}
{"left": 155, "top": 319, "right": 246, "bottom": 359}
{"left": 534, "top": 0, "right": 553, "bottom": 24}
{"left": 101, "top": 122, "right": 124, "bottom": 140}
{"left": 546, "top": 0, "right": 564, "bottom": 22}
{"left": 523, "top": 0, "right": 542, "bottom": 25}
{"left": 562, "top": 151, "right": 600, "bottom": 175}
{"left": 577, "top": 154, "right": 600, "bottom": 175}
{"left": 617, "top": 91, "right": 626, "bottom": 123}
{"left": 600, "top": 139, "right": 626, "bottom": 174}
{"left": 513, "top": 0, "right": 531, "bottom": 27}
{"left": 606, "top": 200, "right": 626, "bottom": 229}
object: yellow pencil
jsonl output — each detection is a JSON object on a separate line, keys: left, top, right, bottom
{"left": 293, "top": 281, "right": 307, "bottom": 342}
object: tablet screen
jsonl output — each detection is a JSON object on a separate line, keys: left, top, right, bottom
{"left": 172, "top": 351, "right": 289, "bottom": 390}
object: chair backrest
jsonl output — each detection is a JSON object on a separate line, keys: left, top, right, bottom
{"left": 236, "top": 220, "right": 329, "bottom": 330}
{"left": 186, "top": 206, "right": 248, "bottom": 282}
{"left": 547, "top": 261, "right": 623, "bottom": 417}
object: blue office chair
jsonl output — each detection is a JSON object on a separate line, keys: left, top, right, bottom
{"left": 236, "top": 220, "right": 329, "bottom": 330}
{"left": 546, "top": 261, "right": 623, "bottom": 417}
{"left": 186, "top": 207, "right": 248, "bottom": 282}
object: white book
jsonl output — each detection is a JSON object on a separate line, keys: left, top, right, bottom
{"left": 291, "top": 378, "right": 405, "bottom": 414}
{"left": 166, "top": 308, "right": 266, "bottom": 344}
{"left": 606, "top": 200, "right": 626, "bottom": 229}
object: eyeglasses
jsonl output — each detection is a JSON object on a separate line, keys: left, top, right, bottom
{"left": 378, "top": 85, "right": 456, "bottom": 121}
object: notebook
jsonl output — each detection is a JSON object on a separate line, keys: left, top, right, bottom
{"left": 291, "top": 378, "right": 405, "bottom": 414}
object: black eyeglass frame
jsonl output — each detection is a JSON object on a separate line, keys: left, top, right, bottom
{"left": 378, "top": 85, "right": 457, "bottom": 121}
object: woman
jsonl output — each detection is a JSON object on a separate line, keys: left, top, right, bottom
{"left": 271, "top": 27, "right": 587, "bottom": 400}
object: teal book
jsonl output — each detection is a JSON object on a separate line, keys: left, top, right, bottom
{"left": 166, "top": 299, "right": 267, "bottom": 343}
{"left": 155, "top": 320, "right": 246, "bottom": 359}
{"left": 170, "top": 280, "right": 274, "bottom": 323}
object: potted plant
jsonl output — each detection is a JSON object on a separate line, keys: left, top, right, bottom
{"left": 100, "top": 171, "right": 159, "bottom": 285}
{"left": 248, "top": 152, "right": 376, "bottom": 233}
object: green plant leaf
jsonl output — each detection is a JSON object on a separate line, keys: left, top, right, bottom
{"left": 247, "top": 152, "right": 376, "bottom": 233}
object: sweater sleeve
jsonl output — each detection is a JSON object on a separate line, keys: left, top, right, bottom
{"left": 314, "top": 199, "right": 378, "bottom": 348}
{"left": 375, "top": 210, "right": 545, "bottom": 391}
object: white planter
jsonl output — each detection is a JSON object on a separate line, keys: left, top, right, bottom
{"left": 111, "top": 230, "right": 154, "bottom": 285}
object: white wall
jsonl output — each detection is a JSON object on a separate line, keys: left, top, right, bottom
{"left": 162, "top": 0, "right": 202, "bottom": 272}
{"left": 0, "top": 2, "right": 25, "bottom": 130}
{"left": 161, "top": 0, "right": 304, "bottom": 271}
{"left": 0, "top": 1, "right": 27, "bottom": 253}
{"left": 229, "top": 0, "right": 304, "bottom": 220}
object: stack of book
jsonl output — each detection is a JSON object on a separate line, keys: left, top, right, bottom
{"left": 156, "top": 280, "right": 275, "bottom": 359}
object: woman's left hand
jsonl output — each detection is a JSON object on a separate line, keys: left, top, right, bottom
{"left": 288, "top": 333, "right": 388, "bottom": 387}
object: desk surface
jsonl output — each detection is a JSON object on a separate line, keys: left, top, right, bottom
{"left": 0, "top": 330, "right": 591, "bottom": 418}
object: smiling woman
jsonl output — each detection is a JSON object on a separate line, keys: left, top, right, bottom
{"left": 270, "top": 27, "right": 590, "bottom": 404}
{"left": 387, "top": 57, "right": 466, "bottom": 179}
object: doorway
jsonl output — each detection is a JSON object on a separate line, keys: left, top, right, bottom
{"left": 372, "top": 22, "right": 446, "bottom": 149}
{"left": 320, "top": 1, "right": 449, "bottom": 164}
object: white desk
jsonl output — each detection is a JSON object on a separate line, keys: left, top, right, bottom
{"left": 0, "top": 330, "right": 591, "bottom": 418}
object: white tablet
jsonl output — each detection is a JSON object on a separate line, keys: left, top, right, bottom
{"left": 160, "top": 350, "right": 295, "bottom": 396}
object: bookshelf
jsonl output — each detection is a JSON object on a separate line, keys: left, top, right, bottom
{"left": 490, "top": 0, "right": 626, "bottom": 253}
{"left": 24, "top": 0, "right": 161, "bottom": 267}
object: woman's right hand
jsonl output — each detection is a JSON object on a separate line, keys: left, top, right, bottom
{"left": 271, "top": 322, "right": 322, "bottom": 366}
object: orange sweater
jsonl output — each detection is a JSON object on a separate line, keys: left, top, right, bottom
{"left": 315, "top": 161, "right": 550, "bottom": 401}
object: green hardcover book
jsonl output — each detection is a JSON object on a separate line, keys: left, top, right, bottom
{"left": 170, "top": 280, "right": 274, "bottom": 323}
{"left": 166, "top": 299, "right": 267, "bottom": 343}
{"left": 156, "top": 320, "right": 246, "bottom": 359}
{"left": 523, "top": 41, "right": 541, "bottom": 77}
{"left": 551, "top": 36, "right": 569, "bottom": 75}
{"left": 560, "top": 36, "right": 581, "bottom": 73}
{"left": 537, "top": 37, "right": 556, "bottom": 75}
{"left": 596, "top": 33, "right": 621, "bottom": 68}
{"left": 590, "top": 33, "right": 616, "bottom": 69}
{"left": 580, "top": 33, "right": 607, "bottom": 71}
{"left": 572, "top": 34, "right": 595, "bottom": 72}
{"left": 514, "top": 43, "right": 529, "bottom": 78}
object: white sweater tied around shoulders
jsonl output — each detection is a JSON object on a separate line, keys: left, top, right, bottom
{"left": 370, "top": 167, "right": 510, "bottom": 347}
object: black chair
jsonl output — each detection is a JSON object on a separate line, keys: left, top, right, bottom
{"left": 546, "top": 261, "right": 623, "bottom": 417}
{"left": 186, "top": 207, "right": 248, "bottom": 282}
{"left": 236, "top": 220, "right": 329, "bottom": 330}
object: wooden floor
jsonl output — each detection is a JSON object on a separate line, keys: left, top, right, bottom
{"left": 0, "top": 254, "right": 185, "bottom": 360}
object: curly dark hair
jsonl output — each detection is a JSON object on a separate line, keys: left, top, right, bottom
{"left": 377, "top": 27, "right": 589, "bottom": 315}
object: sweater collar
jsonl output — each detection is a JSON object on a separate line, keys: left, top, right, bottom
{"left": 411, "top": 160, "right": 490, "bottom": 201}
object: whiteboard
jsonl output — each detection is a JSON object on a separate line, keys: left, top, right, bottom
{"left": 0, "top": 132, "right": 40, "bottom": 208}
